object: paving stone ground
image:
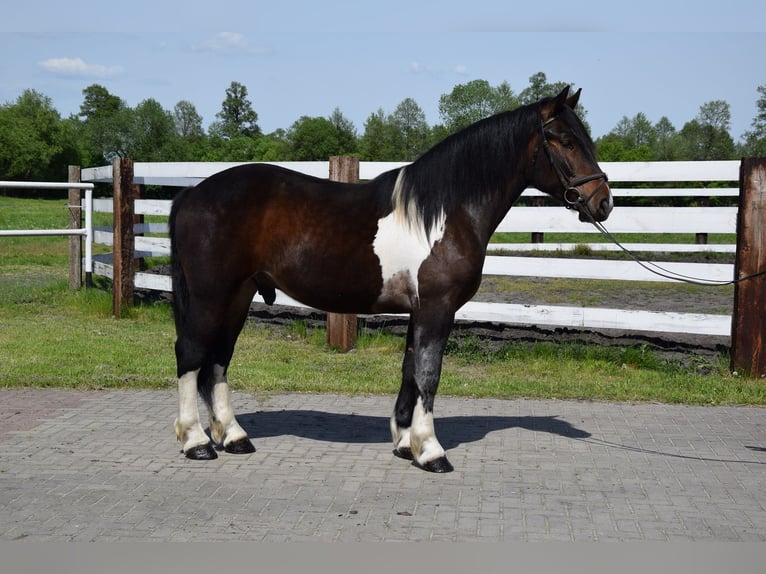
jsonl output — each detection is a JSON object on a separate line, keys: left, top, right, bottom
{"left": 1, "top": 388, "right": 765, "bottom": 542}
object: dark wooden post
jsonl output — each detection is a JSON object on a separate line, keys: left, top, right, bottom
{"left": 67, "top": 165, "right": 82, "bottom": 290}
{"left": 695, "top": 195, "right": 710, "bottom": 245}
{"left": 112, "top": 158, "right": 135, "bottom": 317}
{"left": 731, "top": 158, "right": 766, "bottom": 377}
{"left": 326, "top": 156, "right": 359, "bottom": 352}
{"left": 530, "top": 196, "right": 545, "bottom": 244}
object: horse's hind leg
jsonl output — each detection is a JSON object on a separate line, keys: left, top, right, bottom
{"left": 199, "top": 286, "right": 256, "bottom": 455}
{"left": 203, "top": 364, "right": 255, "bottom": 454}
{"left": 174, "top": 284, "right": 255, "bottom": 459}
{"left": 175, "top": 367, "right": 216, "bottom": 459}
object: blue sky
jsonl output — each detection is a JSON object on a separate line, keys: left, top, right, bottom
{"left": 2, "top": 0, "right": 765, "bottom": 141}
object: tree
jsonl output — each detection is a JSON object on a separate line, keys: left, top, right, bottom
{"left": 519, "top": 72, "right": 558, "bottom": 104}
{"left": 678, "top": 101, "right": 736, "bottom": 160}
{"left": 389, "top": 98, "right": 430, "bottom": 160}
{"left": 742, "top": 85, "right": 766, "bottom": 157}
{"left": 173, "top": 100, "right": 203, "bottom": 139}
{"left": 328, "top": 107, "right": 358, "bottom": 155}
{"left": 596, "top": 113, "right": 657, "bottom": 161}
{"left": 251, "top": 130, "right": 291, "bottom": 161}
{"left": 519, "top": 72, "right": 587, "bottom": 124}
{"left": 0, "top": 89, "right": 79, "bottom": 181}
{"left": 653, "top": 117, "right": 679, "bottom": 160}
{"left": 438, "top": 79, "right": 518, "bottom": 134}
{"left": 130, "top": 99, "right": 178, "bottom": 161}
{"left": 287, "top": 116, "right": 344, "bottom": 160}
{"left": 359, "top": 109, "right": 398, "bottom": 161}
{"left": 493, "top": 81, "right": 519, "bottom": 113}
{"left": 698, "top": 100, "right": 732, "bottom": 133}
{"left": 77, "top": 84, "right": 132, "bottom": 163}
{"left": 211, "top": 81, "right": 260, "bottom": 139}
{"left": 80, "top": 84, "right": 122, "bottom": 119}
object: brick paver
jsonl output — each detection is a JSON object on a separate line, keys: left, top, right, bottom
{"left": 1, "top": 389, "right": 765, "bottom": 541}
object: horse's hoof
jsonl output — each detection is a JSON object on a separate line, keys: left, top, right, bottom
{"left": 419, "top": 456, "right": 454, "bottom": 473}
{"left": 393, "top": 447, "right": 414, "bottom": 460}
{"left": 185, "top": 443, "right": 218, "bottom": 460}
{"left": 225, "top": 437, "right": 256, "bottom": 454}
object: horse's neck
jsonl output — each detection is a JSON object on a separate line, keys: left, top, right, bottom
{"left": 468, "top": 174, "right": 529, "bottom": 248}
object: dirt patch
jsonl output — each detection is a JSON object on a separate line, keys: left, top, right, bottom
{"left": 476, "top": 276, "right": 733, "bottom": 315}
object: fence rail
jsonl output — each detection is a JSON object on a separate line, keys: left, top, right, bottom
{"left": 76, "top": 159, "right": 744, "bottom": 339}
{"left": 0, "top": 180, "right": 94, "bottom": 288}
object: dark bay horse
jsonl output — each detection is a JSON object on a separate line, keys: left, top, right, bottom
{"left": 169, "top": 87, "right": 612, "bottom": 472}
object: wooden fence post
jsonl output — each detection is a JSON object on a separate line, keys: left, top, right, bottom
{"left": 67, "top": 165, "right": 82, "bottom": 290}
{"left": 326, "top": 156, "right": 359, "bottom": 352}
{"left": 731, "top": 157, "right": 766, "bottom": 377}
{"left": 531, "top": 196, "right": 545, "bottom": 244}
{"left": 112, "top": 157, "right": 135, "bottom": 317}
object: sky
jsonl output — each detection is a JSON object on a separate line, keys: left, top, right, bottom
{"left": 2, "top": 0, "right": 765, "bottom": 142}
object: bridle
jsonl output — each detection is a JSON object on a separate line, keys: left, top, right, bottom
{"left": 535, "top": 116, "right": 609, "bottom": 217}
{"left": 531, "top": 115, "right": 766, "bottom": 287}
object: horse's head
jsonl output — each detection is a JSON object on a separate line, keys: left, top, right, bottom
{"left": 530, "top": 86, "right": 613, "bottom": 223}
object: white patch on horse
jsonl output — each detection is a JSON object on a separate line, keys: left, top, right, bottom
{"left": 410, "top": 397, "right": 446, "bottom": 466}
{"left": 208, "top": 365, "right": 249, "bottom": 448}
{"left": 390, "top": 398, "right": 446, "bottom": 465}
{"left": 373, "top": 169, "right": 446, "bottom": 307}
{"left": 174, "top": 369, "right": 209, "bottom": 453}
{"left": 390, "top": 416, "right": 411, "bottom": 454}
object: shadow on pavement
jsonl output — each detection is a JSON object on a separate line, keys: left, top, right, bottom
{"left": 237, "top": 409, "right": 590, "bottom": 448}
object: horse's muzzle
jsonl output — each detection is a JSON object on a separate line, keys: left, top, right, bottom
{"left": 580, "top": 194, "right": 613, "bottom": 222}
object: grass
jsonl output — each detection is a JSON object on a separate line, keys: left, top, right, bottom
{"left": 1, "top": 196, "right": 764, "bottom": 405}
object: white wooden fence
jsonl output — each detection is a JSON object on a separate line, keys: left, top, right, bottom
{"left": 0, "top": 180, "right": 95, "bottom": 286}
{"left": 80, "top": 160, "right": 740, "bottom": 338}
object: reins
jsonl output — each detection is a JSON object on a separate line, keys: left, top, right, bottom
{"left": 580, "top": 204, "right": 766, "bottom": 287}
{"left": 535, "top": 111, "right": 765, "bottom": 287}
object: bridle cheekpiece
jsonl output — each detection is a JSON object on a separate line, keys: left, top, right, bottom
{"left": 536, "top": 116, "right": 609, "bottom": 217}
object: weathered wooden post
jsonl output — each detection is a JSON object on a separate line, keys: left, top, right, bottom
{"left": 530, "top": 196, "right": 545, "bottom": 244}
{"left": 67, "top": 165, "right": 82, "bottom": 290}
{"left": 326, "top": 156, "right": 359, "bottom": 351}
{"left": 731, "top": 158, "right": 766, "bottom": 377}
{"left": 112, "top": 157, "right": 135, "bottom": 317}
{"left": 695, "top": 195, "right": 710, "bottom": 245}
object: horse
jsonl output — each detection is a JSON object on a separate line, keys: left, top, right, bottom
{"left": 169, "top": 86, "right": 612, "bottom": 472}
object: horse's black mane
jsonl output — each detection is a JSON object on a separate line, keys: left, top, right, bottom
{"left": 384, "top": 99, "right": 542, "bottom": 235}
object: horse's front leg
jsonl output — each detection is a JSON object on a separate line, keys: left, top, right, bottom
{"left": 391, "top": 309, "right": 455, "bottom": 473}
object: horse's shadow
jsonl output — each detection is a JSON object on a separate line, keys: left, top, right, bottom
{"left": 237, "top": 410, "right": 590, "bottom": 449}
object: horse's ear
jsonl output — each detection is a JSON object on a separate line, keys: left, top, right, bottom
{"left": 566, "top": 88, "right": 581, "bottom": 110}
{"left": 542, "top": 86, "right": 570, "bottom": 121}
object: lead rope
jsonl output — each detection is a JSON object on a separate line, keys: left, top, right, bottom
{"left": 583, "top": 212, "right": 766, "bottom": 287}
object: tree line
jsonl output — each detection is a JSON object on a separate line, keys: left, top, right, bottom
{"left": 1, "top": 72, "right": 765, "bottom": 183}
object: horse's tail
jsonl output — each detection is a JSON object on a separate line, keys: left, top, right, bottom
{"left": 169, "top": 187, "right": 192, "bottom": 335}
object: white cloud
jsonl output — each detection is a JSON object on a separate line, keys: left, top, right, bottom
{"left": 197, "top": 32, "right": 270, "bottom": 54}
{"left": 38, "top": 57, "right": 123, "bottom": 78}
{"left": 454, "top": 65, "right": 468, "bottom": 74}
